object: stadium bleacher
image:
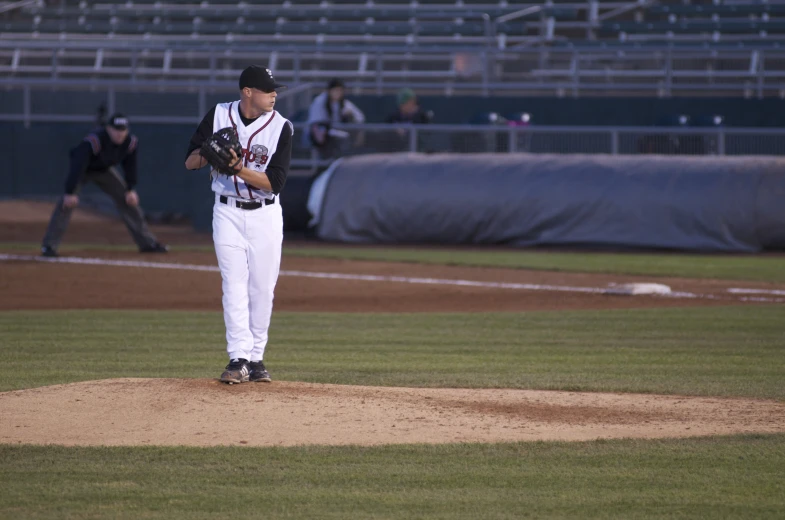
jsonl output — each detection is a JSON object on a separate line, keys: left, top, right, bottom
{"left": 4, "top": 1, "right": 581, "bottom": 42}
{"left": 6, "top": 1, "right": 785, "bottom": 44}
{"left": 3, "top": 0, "right": 785, "bottom": 97}
{"left": 602, "top": 0, "right": 785, "bottom": 41}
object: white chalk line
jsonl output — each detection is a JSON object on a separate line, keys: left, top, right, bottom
{"left": 1, "top": 254, "right": 784, "bottom": 304}
{"left": 0, "top": 254, "right": 221, "bottom": 273}
{"left": 728, "top": 287, "right": 785, "bottom": 296}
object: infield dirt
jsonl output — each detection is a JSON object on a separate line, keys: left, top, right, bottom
{"left": 2, "top": 379, "right": 784, "bottom": 447}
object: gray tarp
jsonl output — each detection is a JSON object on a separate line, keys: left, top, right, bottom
{"left": 314, "top": 153, "right": 785, "bottom": 252}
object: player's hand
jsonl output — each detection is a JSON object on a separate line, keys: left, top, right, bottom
{"left": 125, "top": 190, "right": 140, "bottom": 207}
{"left": 63, "top": 194, "right": 79, "bottom": 209}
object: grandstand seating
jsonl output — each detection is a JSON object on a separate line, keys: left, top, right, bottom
{"left": 602, "top": 0, "right": 785, "bottom": 42}
{"left": 3, "top": 0, "right": 785, "bottom": 97}
{"left": 3, "top": 2, "right": 582, "bottom": 42}
{"left": 6, "top": 1, "right": 785, "bottom": 45}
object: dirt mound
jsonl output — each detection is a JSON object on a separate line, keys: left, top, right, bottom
{"left": 2, "top": 379, "right": 783, "bottom": 447}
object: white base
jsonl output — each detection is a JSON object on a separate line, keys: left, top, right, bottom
{"left": 604, "top": 283, "right": 672, "bottom": 296}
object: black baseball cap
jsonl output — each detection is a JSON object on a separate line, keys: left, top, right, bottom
{"left": 108, "top": 113, "right": 129, "bottom": 130}
{"left": 239, "top": 65, "right": 287, "bottom": 93}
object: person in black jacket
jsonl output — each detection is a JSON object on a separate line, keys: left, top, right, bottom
{"left": 41, "top": 113, "right": 166, "bottom": 257}
{"left": 384, "top": 88, "right": 434, "bottom": 152}
{"left": 385, "top": 88, "right": 432, "bottom": 125}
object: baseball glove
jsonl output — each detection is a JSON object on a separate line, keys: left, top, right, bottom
{"left": 200, "top": 127, "right": 243, "bottom": 175}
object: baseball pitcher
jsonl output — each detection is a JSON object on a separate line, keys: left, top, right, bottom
{"left": 184, "top": 65, "right": 293, "bottom": 384}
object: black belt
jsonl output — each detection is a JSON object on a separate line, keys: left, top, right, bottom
{"left": 219, "top": 195, "right": 275, "bottom": 210}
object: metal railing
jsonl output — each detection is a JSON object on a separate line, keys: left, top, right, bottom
{"left": 5, "top": 40, "right": 785, "bottom": 97}
{"left": 292, "top": 123, "right": 785, "bottom": 169}
{"left": 2, "top": 99, "right": 783, "bottom": 169}
{"left": 0, "top": 0, "right": 38, "bottom": 15}
{"left": 0, "top": 80, "right": 318, "bottom": 129}
{"left": 1, "top": 79, "right": 782, "bottom": 165}
{"left": 11, "top": 0, "right": 640, "bottom": 43}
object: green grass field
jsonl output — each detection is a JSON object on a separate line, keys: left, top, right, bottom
{"left": 2, "top": 241, "right": 784, "bottom": 281}
{"left": 1, "top": 307, "right": 784, "bottom": 398}
{"left": 285, "top": 246, "right": 785, "bottom": 282}
{"left": 2, "top": 241, "right": 784, "bottom": 518}
{"left": 2, "top": 435, "right": 784, "bottom": 520}
{"left": 1, "top": 306, "right": 785, "bottom": 517}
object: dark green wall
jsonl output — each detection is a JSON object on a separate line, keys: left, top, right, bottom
{"left": 350, "top": 96, "right": 785, "bottom": 126}
{"left": 3, "top": 90, "right": 784, "bottom": 127}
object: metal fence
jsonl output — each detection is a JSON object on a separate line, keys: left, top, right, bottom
{"left": 2, "top": 98, "right": 785, "bottom": 169}
{"left": 327, "top": 123, "right": 785, "bottom": 156}
{"left": 296, "top": 123, "right": 785, "bottom": 168}
{"left": 0, "top": 80, "right": 318, "bottom": 128}
{"left": 7, "top": 39, "right": 785, "bottom": 97}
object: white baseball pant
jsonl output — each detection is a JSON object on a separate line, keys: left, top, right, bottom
{"left": 212, "top": 195, "right": 283, "bottom": 362}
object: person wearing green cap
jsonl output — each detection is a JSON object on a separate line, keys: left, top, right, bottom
{"left": 386, "top": 88, "right": 433, "bottom": 125}
{"left": 383, "top": 88, "right": 433, "bottom": 152}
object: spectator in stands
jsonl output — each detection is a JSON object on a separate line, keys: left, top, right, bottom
{"left": 385, "top": 88, "right": 432, "bottom": 125}
{"left": 382, "top": 88, "right": 434, "bottom": 152}
{"left": 306, "top": 78, "right": 365, "bottom": 159}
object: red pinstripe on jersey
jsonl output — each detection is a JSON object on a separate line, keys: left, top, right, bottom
{"left": 243, "top": 111, "right": 276, "bottom": 199}
{"left": 227, "top": 103, "right": 243, "bottom": 198}
{"left": 227, "top": 103, "right": 277, "bottom": 200}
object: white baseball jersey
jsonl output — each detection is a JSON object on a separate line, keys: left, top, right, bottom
{"left": 210, "top": 101, "right": 291, "bottom": 200}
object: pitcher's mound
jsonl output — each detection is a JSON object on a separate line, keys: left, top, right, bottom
{"left": 1, "top": 379, "right": 784, "bottom": 447}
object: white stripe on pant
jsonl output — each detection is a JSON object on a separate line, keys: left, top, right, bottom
{"left": 212, "top": 195, "right": 283, "bottom": 362}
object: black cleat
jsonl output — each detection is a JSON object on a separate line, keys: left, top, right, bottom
{"left": 249, "top": 361, "right": 272, "bottom": 383}
{"left": 140, "top": 242, "right": 168, "bottom": 253}
{"left": 220, "top": 358, "right": 249, "bottom": 384}
{"left": 41, "top": 246, "right": 58, "bottom": 258}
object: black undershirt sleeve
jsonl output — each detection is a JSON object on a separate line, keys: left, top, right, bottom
{"left": 266, "top": 122, "right": 293, "bottom": 195}
{"left": 185, "top": 106, "right": 216, "bottom": 160}
{"left": 64, "top": 141, "right": 93, "bottom": 195}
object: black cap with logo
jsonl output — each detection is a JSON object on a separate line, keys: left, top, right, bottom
{"left": 239, "top": 65, "right": 287, "bottom": 93}
{"left": 108, "top": 113, "right": 129, "bottom": 130}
